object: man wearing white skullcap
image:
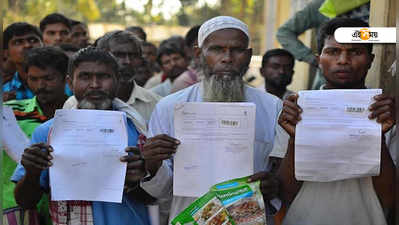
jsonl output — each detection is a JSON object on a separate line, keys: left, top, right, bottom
{"left": 140, "top": 16, "right": 282, "bottom": 225}
{"left": 197, "top": 16, "right": 250, "bottom": 48}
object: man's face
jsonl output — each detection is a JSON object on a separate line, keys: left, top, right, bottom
{"left": 200, "top": 28, "right": 251, "bottom": 81}
{"left": 109, "top": 40, "right": 142, "bottom": 70}
{"left": 6, "top": 33, "right": 43, "bottom": 65}
{"left": 70, "top": 24, "right": 89, "bottom": 48}
{"left": 69, "top": 61, "right": 117, "bottom": 110}
{"left": 260, "top": 55, "right": 294, "bottom": 89}
{"left": 133, "top": 61, "right": 153, "bottom": 87}
{"left": 160, "top": 53, "right": 188, "bottom": 79}
{"left": 142, "top": 45, "right": 157, "bottom": 64}
{"left": 27, "top": 66, "right": 65, "bottom": 105}
{"left": 42, "top": 23, "right": 70, "bottom": 46}
{"left": 318, "top": 36, "right": 374, "bottom": 89}
{"left": 199, "top": 28, "right": 252, "bottom": 102}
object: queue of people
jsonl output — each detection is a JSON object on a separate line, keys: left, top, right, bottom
{"left": 1, "top": 9, "right": 396, "bottom": 225}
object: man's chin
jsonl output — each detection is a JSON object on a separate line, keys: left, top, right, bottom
{"left": 78, "top": 98, "right": 113, "bottom": 110}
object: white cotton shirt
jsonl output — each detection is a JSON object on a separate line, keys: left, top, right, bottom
{"left": 150, "top": 79, "right": 172, "bottom": 97}
{"left": 282, "top": 177, "right": 387, "bottom": 225}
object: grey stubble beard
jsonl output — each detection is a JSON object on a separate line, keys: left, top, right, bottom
{"left": 201, "top": 54, "right": 247, "bottom": 102}
{"left": 77, "top": 98, "right": 113, "bottom": 110}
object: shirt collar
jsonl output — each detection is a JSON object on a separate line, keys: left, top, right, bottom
{"left": 127, "top": 81, "right": 156, "bottom": 104}
{"left": 10, "top": 72, "right": 23, "bottom": 89}
{"left": 161, "top": 73, "right": 168, "bottom": 82}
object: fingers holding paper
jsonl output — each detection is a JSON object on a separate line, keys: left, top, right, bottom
{"left": 369, "top": 94, "right": 395, "bottom": 134}
{"left": 21, "top": 143, "right": 53, "bottom": 176}
{"left": 278, "top": 94, "right": 302, "bottom": 137}
{"left": 141, "top": 134, "right": 180, "bottom": 176}
{"left": 121, "top": 147, "right": 146, "bottom": 187}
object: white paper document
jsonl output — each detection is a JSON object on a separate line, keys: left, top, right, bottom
{"left": 295, "top": 89, "right": 382, "bottom": 182}
{"left": 173, "top": 102, "right": 256, "bottom": 197}
{"left": 2, "top": 106, "right": 30, "bottom": 162}
{"left": 49, "top": 109, "right": 128, "bottom": 203}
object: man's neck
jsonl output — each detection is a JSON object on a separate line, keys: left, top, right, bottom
{"left": 265, "top": 84, "right": 286, "bottom": 99}
{"left": 324, "top": 83, "right": 367, "bottom": 90}
{"left": 118, "top": 82, "right": 135, "bottom": 102}
{"left": 16, "top": 64, "right": 28, "bottom": 86}
{"left": 38, "top": 95, "right": 68, "bottom": 118}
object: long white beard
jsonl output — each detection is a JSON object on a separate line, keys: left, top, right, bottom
{"left": 202, "top": 75, "right": 245, "bottom": 102}
{"left": 200, "top": 54, "right": 246, "bottom": 102}
{"left": 77, "top": 98, "right": 113, "bottom": 110}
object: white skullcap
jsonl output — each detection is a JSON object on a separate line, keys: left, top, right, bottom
{"left": 198, "top": 16, "right": 250, "bottom": 47}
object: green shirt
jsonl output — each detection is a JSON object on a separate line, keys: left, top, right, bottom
{"left": 3, "top": 96, "right": 52, "bottom": 225}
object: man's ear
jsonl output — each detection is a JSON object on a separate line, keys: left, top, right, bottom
{"left": 4, "top": 49, "right": 9, "bottom": 58}
{"left": 66, "top": 75, "right": 73, "bottom": 90}
{"left": 245, "top": 48, "right": 253, "bottom": 67}
{"left": 259, "top": 67, "right": 265, "bottom": 77}
{"left": 316, "top": 55, "right": 320, "bottom": 68}
{"left": 194, "top": 46, "right": 201, "bottom": 58}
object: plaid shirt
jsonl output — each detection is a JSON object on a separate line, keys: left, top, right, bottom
{"left": 49, "top": 201, "right": 93, "bottom": 225}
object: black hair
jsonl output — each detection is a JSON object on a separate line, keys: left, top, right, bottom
{"left": 58, "top": 43, "right": 80, "bottom": 53}
{"left": 160, "top": 35, "right": 185, "bottom": 52}
{"left": 96, "top": 30, "right": 142, "bottom": 56}
{"left": 142, "top": 41, "right": 157, "bottom": 49}
{"left": 261, "top": 48, "right": 295, "bottom": 68}
{"left": 68, "top": 47, "right": 119, "bottom": 77}
{"left": 24, "top": 46, "right": 69, "bottom": 79}
{"left": 185, "top": 25, "right": 201, "bottom": 47}
{"left": 39, "top": 13, "right": 71, "bottom": 32}
{"left": 69, "top": 19, "right": 87, "bottom": 28}
{"left": 156, "top": 41, "right": 186, "bottom": 65}
{"left": 317, "top": 17, "right": 372, "bottom": 55}
{"left": 3, "top": 22, "right": 42, "bottom": 49}
{"left": 125, "top": 26, "right": 147, "bottom": 41}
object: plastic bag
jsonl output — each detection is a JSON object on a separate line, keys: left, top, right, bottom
{"left": 172, "top": 192, "right": 233, "bottom": 225}
{"left": 319, "top": 0, "right": 370, "bottom": 18}
{"left": 211, "top": 177, "right": 266, "bottom": 225}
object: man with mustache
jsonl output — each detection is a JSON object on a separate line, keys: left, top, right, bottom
{"left": 260, "top": 48, "right": 295, "bottom": 100}
{"left": 140, "top": 16, "right": 282, "bottom": 225}
{"left": 149, "top": 42, "right": 189, "bottom": 97}
{"left": 3, "top": 46, "right": 68, "bottom": 225}
{"left": 3, "top": 22, "right": 43, "bottom": 101}
{"left": 12, "top": 47, "right": 153, "bottom": 225}
{"left": 277, "top": 18, "right": 395, "bottom": 225}
{"left": 69, "top": 19, "right": 90, "bottom": 49}
{"left": 63, "top": 30, "right": 161, "bottom": 123}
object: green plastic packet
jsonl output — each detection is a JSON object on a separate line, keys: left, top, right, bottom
{"left": 318, "top": 0, "right": 370, "bottom": 18}
{"left": 171, "top": 192, "right": 233, "bottom": 225}
{"left": 211, "top": 177, "right": 266, "bottom": 225}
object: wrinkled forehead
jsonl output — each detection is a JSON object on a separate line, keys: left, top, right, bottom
{"left": 109, "top": 39, "right": 141, "bottom": 52}
{"left": 74, "top": 61, "right": 117, "bottom": 75}
{"left": 10, "top": 32, "right": 41, "bottom": 41}
{"left": 202, "top": 28, "right": 249, "bottom": 48}
{"left": 323, "top": 35, "right": 370, "bottom": 51}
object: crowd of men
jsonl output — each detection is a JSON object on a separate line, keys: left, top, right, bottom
{"left": 1, "top": 10, "right": 396, "bottom": 225}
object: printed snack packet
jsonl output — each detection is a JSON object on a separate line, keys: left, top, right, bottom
{"left": 172, "top": 192, "right": 234, "bottom": 225}
{"left": 211, "top": 177, "right": 266, "bottom": 225}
